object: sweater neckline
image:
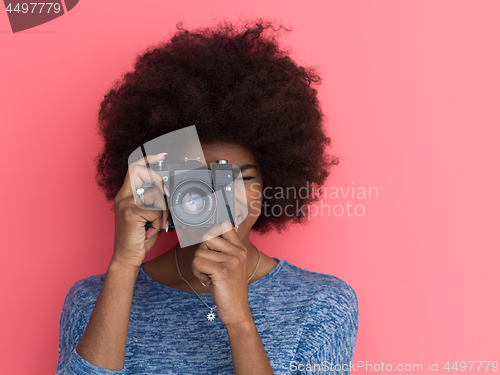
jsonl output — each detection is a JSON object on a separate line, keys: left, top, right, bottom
{"left": 139, "top": 257, "right": 285, "bottom": 295}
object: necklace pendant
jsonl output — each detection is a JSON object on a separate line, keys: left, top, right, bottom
{"left": 207, "top": 309, "right": 216, "bottom": 321}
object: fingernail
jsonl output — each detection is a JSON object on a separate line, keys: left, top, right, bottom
{"left": 199, "top": 279, "right": 206, "bottom": 287}
{"left": 145, "top": 238, "right": 149, "bottom": 243}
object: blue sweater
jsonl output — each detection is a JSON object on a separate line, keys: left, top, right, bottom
{"left": 56, "top": 257, "right": 358, "bottom": 374}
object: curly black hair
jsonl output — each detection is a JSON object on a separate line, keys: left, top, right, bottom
{"left": 94, "top": 17, "right": 340, "bottom": 234}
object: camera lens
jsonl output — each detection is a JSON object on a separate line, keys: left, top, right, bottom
{"left": 170, "top": 179, "right": 216, "bottom": 226}
{"left": 181, "top": 191, "right": 205, "bottom": 215}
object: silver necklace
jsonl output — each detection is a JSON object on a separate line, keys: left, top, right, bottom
{"left": 174, "top": 242, "right": 261, "bottom": 321}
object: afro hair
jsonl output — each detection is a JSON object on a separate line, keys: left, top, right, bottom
{"left": 94, "top": 17, "right": 340, "bottom": 234}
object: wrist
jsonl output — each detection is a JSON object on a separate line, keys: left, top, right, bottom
{"left": 224, "top": 314, "right": 256, "bottom": 335}
{"left": 109, "top": 256, "right": 142, "bottom": 275}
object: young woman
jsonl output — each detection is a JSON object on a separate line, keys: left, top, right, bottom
{"left": 56, "top": 19, "right": 358, "bottom": 375}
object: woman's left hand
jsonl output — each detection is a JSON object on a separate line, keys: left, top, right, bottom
{"left": 191, "top": 220, "right": 252, "bottom": 327}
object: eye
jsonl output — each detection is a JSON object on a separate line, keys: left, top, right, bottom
{"left": 235, "top": 176, "right": 256, "bottom": 181}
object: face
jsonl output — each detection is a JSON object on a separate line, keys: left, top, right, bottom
{"left": 201, "top": 142, "right": 263, "bottom": 239}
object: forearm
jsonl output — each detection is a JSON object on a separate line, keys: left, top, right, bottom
{"left": 76, "top": 259, "right": 139, "bottom": 371}
{"left": 226, "top": 319, "right": 274, "bottom": 375}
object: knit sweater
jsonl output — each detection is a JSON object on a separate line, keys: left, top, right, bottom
{"left": 56, "top": 257, "right": 358, "bottom": 374}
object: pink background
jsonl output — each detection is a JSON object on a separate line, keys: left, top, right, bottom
{"left": 1, "top": 1, "right": 499, "bottom": 373}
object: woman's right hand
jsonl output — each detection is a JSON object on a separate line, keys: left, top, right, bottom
{"left": 111, "top": 153, "right": 170, "bottom": 269}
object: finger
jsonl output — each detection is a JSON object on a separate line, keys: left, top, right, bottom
{"left": 233, "top": 170, "right": 249, "bottom": 225}
{"left": 201, "top": 220, "right": 231, "bottom": 240}
{"left": 195, "top": 247, "right": 231, "bottom": 262}
{"left": 200, "top": 236, "right": 237, "bottom": 254}
{"left": 121, "top": 195, "right": 164, "bottom": 228}
{"left": 163, "top": 208, "right": 169, "bottom": 231}
{"left": 218, "top": 222, "right": 243, "bottom": 247}
{"left": 145, "top": 214, "right": 162, "bottom": 241}
{"left": 115, "top": 154, "right": 167, "bottom": 201}
{"left": 134, "top": 185, "right": 168, "bottom": 211}
{"left": 234, "top": 199, "right": 248, "bottom": 227}
{"left": 132, "top": 190, "right": 170, "bottom": 233}
{"left": 191, "top": 256, "right": 222, "bottom": 284}
{"left": 201, "top": 220, "right": 243, "bottom": 249}
{"left": 144, "top": 188, "right": 169, "bottom": 231}
{"left": 129, "top": 164, "right": 167, "bottom": 197}
{"left": 139, "top": 189, "right": 170, "bottom": 231}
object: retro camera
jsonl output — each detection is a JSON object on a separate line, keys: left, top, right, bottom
{"left": 141, "top": 157, "right": 237, "bottom": 231}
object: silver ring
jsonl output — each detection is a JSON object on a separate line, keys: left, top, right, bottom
{"left": 136, "top": 187, "right": 145, "bottom": 205}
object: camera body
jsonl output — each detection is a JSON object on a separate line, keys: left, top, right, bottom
{"left": 141, "top": 157, "right": 236, "bottom": 230}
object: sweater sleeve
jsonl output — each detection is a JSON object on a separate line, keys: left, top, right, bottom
{"left": 55, "top": 284, "right": 126, "bottom": 375}
{"left": 290, "top": 284, "right": 359, "bottom": 374}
